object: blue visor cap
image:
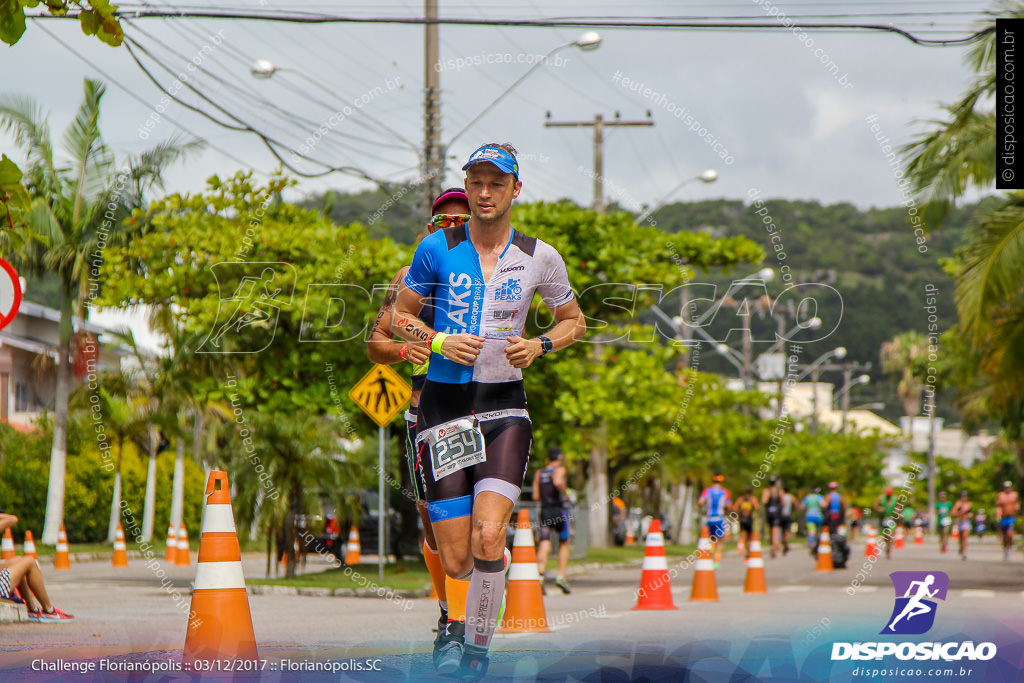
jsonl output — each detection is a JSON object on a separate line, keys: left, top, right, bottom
{"left": 461, "top": 146, "right": 519, "bottom": 180}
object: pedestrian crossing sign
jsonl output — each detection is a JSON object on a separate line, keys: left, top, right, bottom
{"left": 349, "top": 364, "right": 411, "bottom": 427}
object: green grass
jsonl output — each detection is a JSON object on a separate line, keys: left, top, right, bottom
{"left": 248, "top": 560, "right": 433, "bottom": 592}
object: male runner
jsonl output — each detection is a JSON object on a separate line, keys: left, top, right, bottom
{"left": 779, "top": 485, "right": 796, "bottom": 556}
{"left": 367, "top": 187, "right": 472, "bottom": 669}
{"left": 733, "top": 487, "right": 759, "bottom": 557}
{"left": 699, "top": 475, "right": 731, "bottom": 563}
{"left": 951, "top": 490, "right": 973, "bottom": 560}
{"left": 823, "top": 482, "right": 845, "bottom": 537}
{"left": 533, "top": 446, "right": 572, "bottom": 594}
{"left": 995, "top": 481, "right": 1019, "bottom": 560}
{"left": 390, "top": 142, "right": 586, "bottom": 678}
{"left": 934, "top": 491, "right": 952, "bottom": 553}
{"left": 801, "top": 487, "right": 824, "bottom": 554}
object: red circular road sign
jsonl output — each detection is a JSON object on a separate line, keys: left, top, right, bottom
{"left": 0, "top": 258, "right": 22, "bottom": 331}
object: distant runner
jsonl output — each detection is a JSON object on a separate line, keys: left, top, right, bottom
{"left": 934, "top": 491, "right": 952, "bottom": 553}
{"left": 995, "top": 481, "right": 1019, "bottom": 560}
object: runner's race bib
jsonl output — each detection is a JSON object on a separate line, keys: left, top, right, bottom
{"left": 419, "top": 417, "right": 486, "bottom": 481}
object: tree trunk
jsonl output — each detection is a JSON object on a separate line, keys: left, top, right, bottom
{"left": 41, "top": 290, "right": 73, "bottom": 545}
{"left": 266, "top": 525, "right": 273, "bottom": 579}
{"left": 108, "top": 469, "right": 122, "bottom": 542}
{"left": 285, "top": 483, "right": 300, "bottom": 580}
{"left": 170, "top": 424, "right": 187, "bottom": 529}
{"left": 587, "top": 420, "right": 609, "bottom": 549}
{"left": 678, "top": 481, "right": 695, "bottom": 545}
{"left": 141, "top": 428, "right": 158, "bottom": 542}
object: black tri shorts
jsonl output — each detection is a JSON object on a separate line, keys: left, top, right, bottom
{"left": 416, "top": 379, "right": 532, "bottom": 523}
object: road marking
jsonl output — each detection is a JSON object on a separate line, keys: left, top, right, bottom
{"left": 588, "top": 587, "right": 629, "bottom": 596}
{"left": 776, "top": 585, "right": 811, "bottom": 593}
{"left": 960, "top": 590, "right": 996, "bottom": 599}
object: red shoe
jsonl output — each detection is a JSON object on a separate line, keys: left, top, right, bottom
{"left": 37, "top": 606, "right": 75, "bottom": 622}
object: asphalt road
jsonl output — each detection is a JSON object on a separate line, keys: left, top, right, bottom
{"left": 0, "top": 534, "right": 1021, "bottom": 681}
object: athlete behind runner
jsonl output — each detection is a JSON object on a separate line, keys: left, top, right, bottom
{"left": 533, "top": 446, "right": 572, "bottom": 594}
{"left": 779, "top": 485, "right": 796, "bottom": 556}
{"left": 951, "top": 490, "right": 973, "bottom": 560}
{"left": 733, "top": 487, "right": 759, "bottom": 558}
{"left": 823, "top": 482, "right": 845, "bottom": 538}
{"left": 800, "top": 487, "right": 825, "bottom": 555}
{"left": 934, "top": 491, "right": 952, "bottom": 553}
{"left": 761, "top": 477, "right": 783, "bottom": 558}
{"left": 390, "top": 143, "right": 586, "bottom": 678}
{"left": 367, "top": 187, "right": 471, "bottom": 668}
{"left": 875, "top": 487, "right": 898, "bottom": 559}
{"left": 995, "top": 481, "right": 1020, "bottom": 560}
{"left": 699, "top": 475, "right": 731, "bottom": 564}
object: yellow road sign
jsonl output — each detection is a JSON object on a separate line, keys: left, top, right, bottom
{"left": 349, "top": 364, "right": 412, "bottom": 427}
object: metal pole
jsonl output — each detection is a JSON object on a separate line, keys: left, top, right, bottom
{"left": 741, "top": 299, "right": 752, "bottom": 391}
{"left": 593, "top": 114, "right": 604, "bottom": 212}
{"left": 811, "top": 367, "right": 820, "bottom": 434}
{"left": 423, "top": 0, "right": 441, "bottom": 209}
{"left": 926, "top": 407, "right": 936, "bottom": 535}
{"left": 378, "top": 425, "right": 386, "bottom": 583}
{"left": 840, "top": 364, "right": 853, "bottom": 434}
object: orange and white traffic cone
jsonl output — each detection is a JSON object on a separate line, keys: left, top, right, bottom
{"left": 183, "top": 470, "right": 258, "bottom": 664}
{"left": 690, "top": 525, "right": 719, "bottom": 602}
{"left": 951, "top": 524, "right": 960, "bottom": 541}
{"left": 112, "top": 523, "right": 129, "bottom": 568}
{"left": 1, "top": 529, "right": 15, "bottom": 560}
{"left": 344, "top": 526, "right": 361, "bottom": 565}
{"left": 500, "top": 509, "right": 550, "bottom": 632}
{"left": 743, "top": 532, "right": 768, "bottom": 594}
{"left": 633, "top": 519, "right": 677, "bottom": 610}
{"left": 176, "top": 523, "right": 191, "bottom": 567}
{"left": 864, "top": 525, "right": 879, "bottom": 558}
{"left": 737, "top": 535, "right": 746, "bottom": 557}
{"left": 165, "top": 524, "right": 178, "bottom": 562}
{"left": 894, "top": 525, "right": 905, "bottom": 549}
{"left": 22, "top": 530, "right": 37, "bottom": 559}
{"left": 54, "top": 525, "right": 71, "bottom": 570}
{"left": 815, "top": 530, "right": 833, "bottom": 572}
{"left": 625, "top": 524, "right": 636, "bottom": 546}
{"left": 914, "top": 525, "right": 924, "bottom": 545}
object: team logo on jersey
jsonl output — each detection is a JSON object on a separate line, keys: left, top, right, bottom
{"left": 495, "top": 278, "right": 522, "bottom": 302}
{"left": 498, "top": 264, "right": 525, "bottom": 274}
{"left": 493, "top": 310, "right": 514, "bottom": 320}
{"left": 448, "top": 272, "right": 473, "bottom": 327}
{"left": 881, "top": 571, "right": 948, "bottom": 635}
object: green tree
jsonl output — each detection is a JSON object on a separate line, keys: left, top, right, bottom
{"left": 0, "top": 1, "right": 123, "bottom": 47}
{"left": 0, "top": 79, "right": 197, "bottom": 543}
{"left": 880, "top": 331, "right": 930, "bottom": 420}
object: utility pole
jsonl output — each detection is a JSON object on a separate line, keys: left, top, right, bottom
{"left": 544, "top": 112, "right": 653, "bottom": 212}
{"left": 808, "top": 361, "right": 871, "bottom": 433}
{"left": 423, "top": 0, "right": 442, "bottom": 209}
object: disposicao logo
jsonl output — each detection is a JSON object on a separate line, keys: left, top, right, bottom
{"left": 831, "top": 571, "right": 997, "bottom": 663}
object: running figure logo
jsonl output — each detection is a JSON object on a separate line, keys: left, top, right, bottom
{"left": 494, "top": 278, "right": 522, "bottom": 302}
{"left": 881, "top": 571, "right": 949, "bottom": 635}
{"left": 198, "top": 262, "right": 296, "bottom": 354}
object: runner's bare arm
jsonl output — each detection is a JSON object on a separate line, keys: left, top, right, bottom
{"left": 391, "top": 282, "right": 483, "bottom": 366}
{"left": 368, "top": 267, "right": 430, "bottom": 365}
{"left": 505, "top": 298, "right": 586, "bottom": 369}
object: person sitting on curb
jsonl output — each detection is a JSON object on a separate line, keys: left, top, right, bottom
{"left": 0, "top": 512, "right": 75, "bottom": 622}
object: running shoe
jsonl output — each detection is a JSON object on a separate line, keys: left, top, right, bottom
{"left": 554, "top": 576, "right": 571, "bottom": 594}
{"left": 26, "top": 609, "right": 42, "bottom": 622}
{"left": 431, "top": 609, "right": 449, "bottom": 662}
{"left": 37, "top": 606, "right": 75, "bottom": 622}
{"left": 434, "top": 620, "right": 465, "bottom": 674}
{"left": 459, "top": 644, "right": 490, "bottom": 680}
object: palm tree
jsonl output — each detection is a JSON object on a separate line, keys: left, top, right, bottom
{"left": 880, "top": 331, "right": 929, "bottom": 422}
{"left": 0, "top": 79, "right": 199, "bottom": 543}
{"left": 228, "top": 409, "right": 364, "bottom": 580}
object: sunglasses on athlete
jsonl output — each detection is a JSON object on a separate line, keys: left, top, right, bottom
{"left": 428, "top": 214, "right": 471, "bottom": 228}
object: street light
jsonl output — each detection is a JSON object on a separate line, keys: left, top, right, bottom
{"left": 437, "top": 31, "right": 602, "bottom": 180}
{"left": 636, "top": 169, "right": 718, "bottom": 223}
{"left": 796, "top": 346, "right": 846, "bottom": 433}
{"left": 834, "top": 373, "right": 869, "bottom": 433}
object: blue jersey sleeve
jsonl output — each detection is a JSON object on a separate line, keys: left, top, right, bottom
{"left": 404, "top": 233, "right": 441, "bottom": 297}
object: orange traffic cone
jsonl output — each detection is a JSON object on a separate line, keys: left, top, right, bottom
{"left": 165, "top": 524, "right": 178, "bottom": 562}
{"left": 633, "top": 519, "right": 677, "bottom": 610}
{"left": 625, "top": 524, "right": 636, "bottom": 546}
{"left": 344, "top": 526, "right": 361, "bottom": 565}
{"left": 1, "top": 529, "right": 15, "bottom": 560}
{"left": 500, "top": 509, "right": 550, "bottom": 632}
{"left": 176, "top": 523, "right": 191, "bottom": 567}
{"left": 864, "top": 525, "right": 879, "bottom": 558}
{"left": 183, "top": 470, "right": 258, "bottom": 664}
{"left": 914, "top": 525, "right": 924, "bottom": 545}
{"left": 951, "top": 523, "right": 960, "bottom": 541}
{"left": 690, "top": 525, "right": 719, "bottom": 602}
{"left": 22, "top": 530, "right": 37, "bottom": 559}
{"left": 112, "top": 523, "right": 129, "bottom": 568}
{"left": 743, "top": 532, "right": 768, "bottom": 594}
{"left": 737, "top": 536, "right": 746, "bottom": 557}
{"left": 816, "top": 530, "right": 833, "bottom": 572}
{"left": 894, "top": 526, "right": 905, "bottom": 549}
{"left": 54, "top": 525, "right": 71, "bottom": 570}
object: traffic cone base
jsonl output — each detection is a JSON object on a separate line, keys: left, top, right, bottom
{"left": 689, "top": 526, "right": 719, "bottom": 602}
{"left": 743, "top": 534, "right": 768, "bottom": 594}
{"left": 184, "top": 470, "right": 258, "bottom": 664}
{"left": 501, "top": 509, "right": 550, "bottom": 632}
{"left": 633, "top": 521, "right": 678, "bottom": 610}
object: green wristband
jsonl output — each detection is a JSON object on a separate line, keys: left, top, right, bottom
{"left": 430, "top": 332, "right": 449, "bottom": 354}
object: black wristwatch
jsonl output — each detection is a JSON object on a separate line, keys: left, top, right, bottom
{"left": 539, "top": 336, "right": 553, "bottom": 355}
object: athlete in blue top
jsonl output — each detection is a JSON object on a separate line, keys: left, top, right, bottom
{"left": 390, "top": 143, "right": 586, "bottom": 678}
{"left": 699, "top": 475, "right": 731, "bottom": 563}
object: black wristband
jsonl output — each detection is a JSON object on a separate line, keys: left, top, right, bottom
{"left": 539, "top": 336, "right": 553, "bottom": 355}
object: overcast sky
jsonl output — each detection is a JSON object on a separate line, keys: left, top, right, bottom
{"left": 0, "top": 1, "right": 996, "bottom": 214}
